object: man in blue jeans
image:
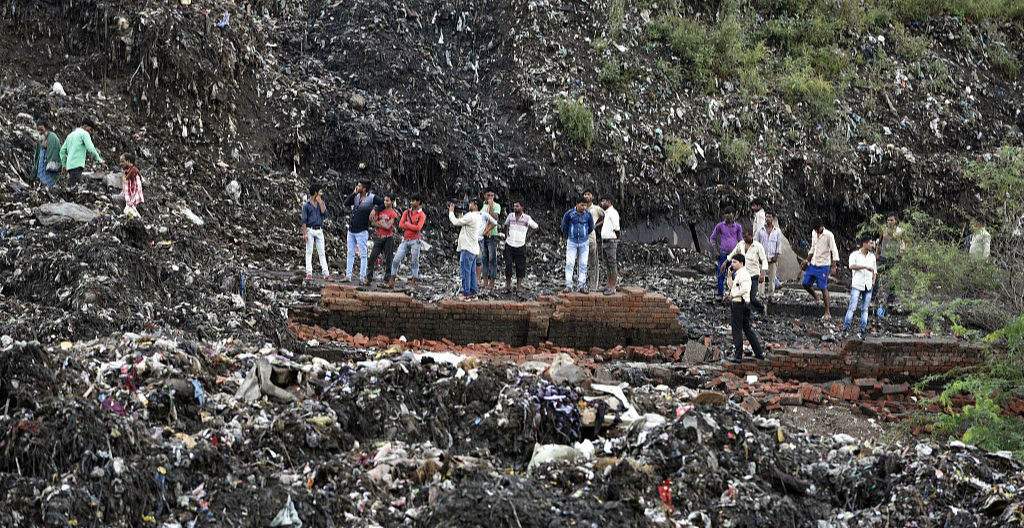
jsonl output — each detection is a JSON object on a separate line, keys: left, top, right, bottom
{"left": 709, "top": 212, "right": 743, "bottom": 299}
{"left": 344, "top": 180, "right": 385, "bottom": 284}
{"left": 844, "top": 237, "right": 878, "bottom": 338}
{"left": 450, "top": 200, "right": 495, "bottom": 298}
{"left": 561, "top": 199, "right": 595, "bottom": 293}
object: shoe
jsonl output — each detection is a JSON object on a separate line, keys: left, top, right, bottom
{"left": 579, "top": 286, "right": 589, "bottom": 294}
{"left": 304, "top": 274, "right": 313, "bottom": 281}
{"left": 562, "top": 287, "right": 572, "bottom": 294}
{"left": 727, "top": 355, "right": 743, "bottom": 364}
{"left": 856, "top": 332, "right": 865, "bottom": 340}
{"left": 321, "top": 274, "right": 330, "bottom": 281}
{"left": 603, "top": 288, "right": 615, "bottom": 296}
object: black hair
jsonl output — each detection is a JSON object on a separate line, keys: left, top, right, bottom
{"left": 513, "top": 200, "right": 523, "bottom": 207}
{"left": 120, "top": 153, "right": 136, "bottom": 164}
{"left": 752, "top": 198, "right": 763, "bottom": 206}
{"left": 732, "top": 254, "right": 746, "bottom": 264}
{"left": 601, "top": 196, "right": 613, "bottom": 203}
{"left": 813, "top": 219, "right": 825, "bottom": 229}
{"left": 36, "top": 119, "right": 49, "bottom": 129}
{"left": 309, "top": 183, "right": 322, "bottom": 196}
{"left": 358, "top": 179, "right": 371, "bottom": 189}
{"left": 468, "top": 199, "right": 480, "bottom": 209}
{"left": 410, "top": 194, "right": 422, "bottom": 203}
{"left": 860, "top": 236, "right": 874, "bottom": 245}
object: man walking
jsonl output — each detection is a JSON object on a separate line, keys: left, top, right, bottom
{"left": 59, "top": 120, "right": 104, "bottom": 187}
{"left": 709, "top": 212, "right": 743, "bottom": 299}
{"left": 480, "top": 191, "right": 502, "bottom": 290}
{"left": 600, "top": 197, "right": 621, "bottom": 295}
{"left": 801, "top": 220, "right": 840, "bottom": 319}
{"left": 727, "top": 254, "right": 766, "bottom": 363}
{"left": 33, "top": 120, "right": 61, "bottom": 188}
{"left": 301, "top": 184, "right": 330, "bottom": 280}
{"left": 450, "top": 200, "right": 495, "bottom": 298}
{"left": 756, "top": 212, "right": 782, "bottom": 297}
{"left": 724, "top": 231, "right": 768, "bottom": 315}
{"left": 503, "top": 201, "right": 539, "bottom": 293}
{"left": 367, "top": 195, "right": 400, "bottom": 285}
{"left": 562, "top": 199, "right": 595, "bottom": 293}
{"left": 584, "top": 191, "right": 605, "bottom": 290}
{"left": 389, "top": 196, "right": 426, "bottom": 288}
{"left": 844, "top": 237, "right": 877, "bottom": 339}
{"left": 344, "top": 181, "right": 385, "bottom": 284}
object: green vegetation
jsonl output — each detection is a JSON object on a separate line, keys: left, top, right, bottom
{"left": 555, "top": 98, "right": 595, "bottom": 149}
{"left": 607, "top": 0, "right": 626, "bottom": 40}
{"left": 720, "top": 136, "right": 752, "bottom": 170}
{"left": 926, "top": 315, "right": 1024, "bottom": 458}
{"left": 989, "top": 45, "right": 1022, "bottom": 78}
{"left": 598, "top": 59, "right": 630, "bottom": 90}
{"left": 664, "top": 136, "right": 694, "bottom": 169}
{"left": 781, "top": 67, "right": 835, "bottom": 117}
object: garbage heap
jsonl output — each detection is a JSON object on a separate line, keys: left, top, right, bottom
{"left": 1, "top": 335, "right": 1020, "bottom": 527}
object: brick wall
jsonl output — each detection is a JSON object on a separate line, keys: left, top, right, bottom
{"left": 768, "top": 337, "right": 984, "bottom": 381}
{"left": 288, "top": 285, "right": 686, "bottom": 349}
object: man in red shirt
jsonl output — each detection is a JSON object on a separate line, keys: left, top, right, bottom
{"left": 388, "top": 195, "right": 427, "bottom": 288}
{"left": 367, "top": 195, "right": 400, "bottom": 285}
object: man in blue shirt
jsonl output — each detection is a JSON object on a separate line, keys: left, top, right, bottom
{"left": 561, "top": 199, "right": 595, "bottom": 293}
{"left": 301, "top": 184, "right": 330, "bottom": 280}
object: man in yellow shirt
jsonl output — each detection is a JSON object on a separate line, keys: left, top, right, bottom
{"left": 801, "top": 220, "right": 840, "bottom": 319}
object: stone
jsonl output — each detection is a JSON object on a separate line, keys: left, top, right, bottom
{"left": 35, "top": 202, "right": 100, "bottom": 225}
{"left": 349, "top": 93, "right": 367, "bottom": 110}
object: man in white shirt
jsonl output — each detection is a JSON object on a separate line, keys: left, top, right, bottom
{"left": 600, "top": 197, "right": 621, "bottom": 295}
{"left": 503, "top": 201, "right": 539, "bottom": 293}
{"left": 843, "top": 237, "right": 877, "bottom": 338}
{"left": 969, "top": 219, "right": 991, "bottom": 259}
{"left": 756, "top": 212, "right": 783, "bottom": 297}
{"left": 751, "top": 198, "right": 766, "bottom": 237}
{"left": 727, "top": 254, "right": 765, "bottom": 363}
{"left": 801, "top": 220, "right": 840, "bottom": 319}
{"left": 724, "top": 231, "right": 768, "bottom": 315}
{"left": 584, "top": 191, "right": 605, "bottom": 290}
{"left": 450, "top": 200, "right": 496, "bottom": 298}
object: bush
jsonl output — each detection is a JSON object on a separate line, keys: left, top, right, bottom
{"left": 928, "top": 314, "right": 1024, "bottom": 459}
{"left": 598, "top": 59, "right": 629, "bottom": 90}
{"left": 555, "top": 98, "right": 595, "bottom": 149}
{"left": 720, "top": 136, "right": 752, "bottom": 170}
{"left": 664, "top": 136, "right": 694, "bottom": 169}
{"left": 990, "top": 45, "right": 1022, "bottom": 78}
{"left": 649, "top": 15, "right": 712, "bottom": 76}
{"left": 781, "top": 67, "right": 836, "bottom": 117}
{"left": 889, "top": 0, "right": 1024, "bottom": 21}
{"left": 607, "top": 0, "right": 626, "bottom": 40}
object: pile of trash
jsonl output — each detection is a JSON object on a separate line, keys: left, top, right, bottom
{"left": 1, "top": 334, "right": 1021, "bottom": 526}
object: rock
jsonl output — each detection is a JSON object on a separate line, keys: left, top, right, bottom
{"left": 544, "top": 353, "right": 589, "bottom": 385}
{"left": 179, "top": 207, "right": 205, "bottom": 226}
{"left": 225, "top": 179, "right": 241, "bottom": 202}
{"left": 349, "top": 93, "right": 367, "bottom": 110}
{"left": 35, "top": 202, "right": 100, "bottom": 225}
{"left": 693, "top": 391, "right": 727, "bottom": 406}
{"left": 527, "top": 444, "right": 584, "bottom": 474}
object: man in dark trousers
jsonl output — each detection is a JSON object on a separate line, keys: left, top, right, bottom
{"left": 344, "top": 180, "right": 385, "bottom": 284}
{"left": 367, "top": 195, "right": 400, "bottom": 285}
{"left": 709, "top": 212, "right": 743, "bottom": 299}
{"left": 727, "top": 254, "right": 766, "bottom": 363}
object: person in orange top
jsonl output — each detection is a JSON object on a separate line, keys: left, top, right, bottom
{"left": 388, "top": 195, "right": 427, "bottom": 288}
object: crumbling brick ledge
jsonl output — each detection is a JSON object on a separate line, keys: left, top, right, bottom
{"left": 764, "top": 337, "right": 985, "bottom": 382}
{"left": 288, "top": 285, "right": 686, "bottom": 350}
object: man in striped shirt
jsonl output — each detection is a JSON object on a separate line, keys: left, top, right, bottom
{"left": 756, "top": 212, "right": 782, "bottom": 297}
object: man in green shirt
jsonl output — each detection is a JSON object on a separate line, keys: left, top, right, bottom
{"left": 480, "top": 190, "right": 502, "bottom": 290}
{"left": 33, "top": 120, "right": 62, "bottom": 188}
{"left": 60, "top": 121, "right": 104, "bottom": 187}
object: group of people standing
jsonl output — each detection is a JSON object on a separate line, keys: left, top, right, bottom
{"left": 300, "top": 184, "right": 623, "bottom": 299}
{"left": 31, "top": 119, "right": 145, "bottom": 216}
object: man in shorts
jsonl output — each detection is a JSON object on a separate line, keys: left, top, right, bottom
{"left": 801, "top": 220, "right": 840, "bottom": 319}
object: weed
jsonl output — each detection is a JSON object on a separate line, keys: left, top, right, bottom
{"left": 990, "top": 45, "right": 1022, "bottom": 78}
{"left": 664, "top": 136, "right": 694, "bottom": 169}
{"left": 781, "top": 66, "right": 836, "bottom": 117}
{"left": 555, "top": 98, "right": 595, "bottom": 149}
{"left": 608, "top": 0, "right": 626, "bottom": 40}
{"left": 893, "top": 24, "right": 931, "bottom": 60}
{"left": 599, "top": 59, "right": 628, "bottom": 90}
{"left": 720, "top": 135, "right": 752, "bottom": 170}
